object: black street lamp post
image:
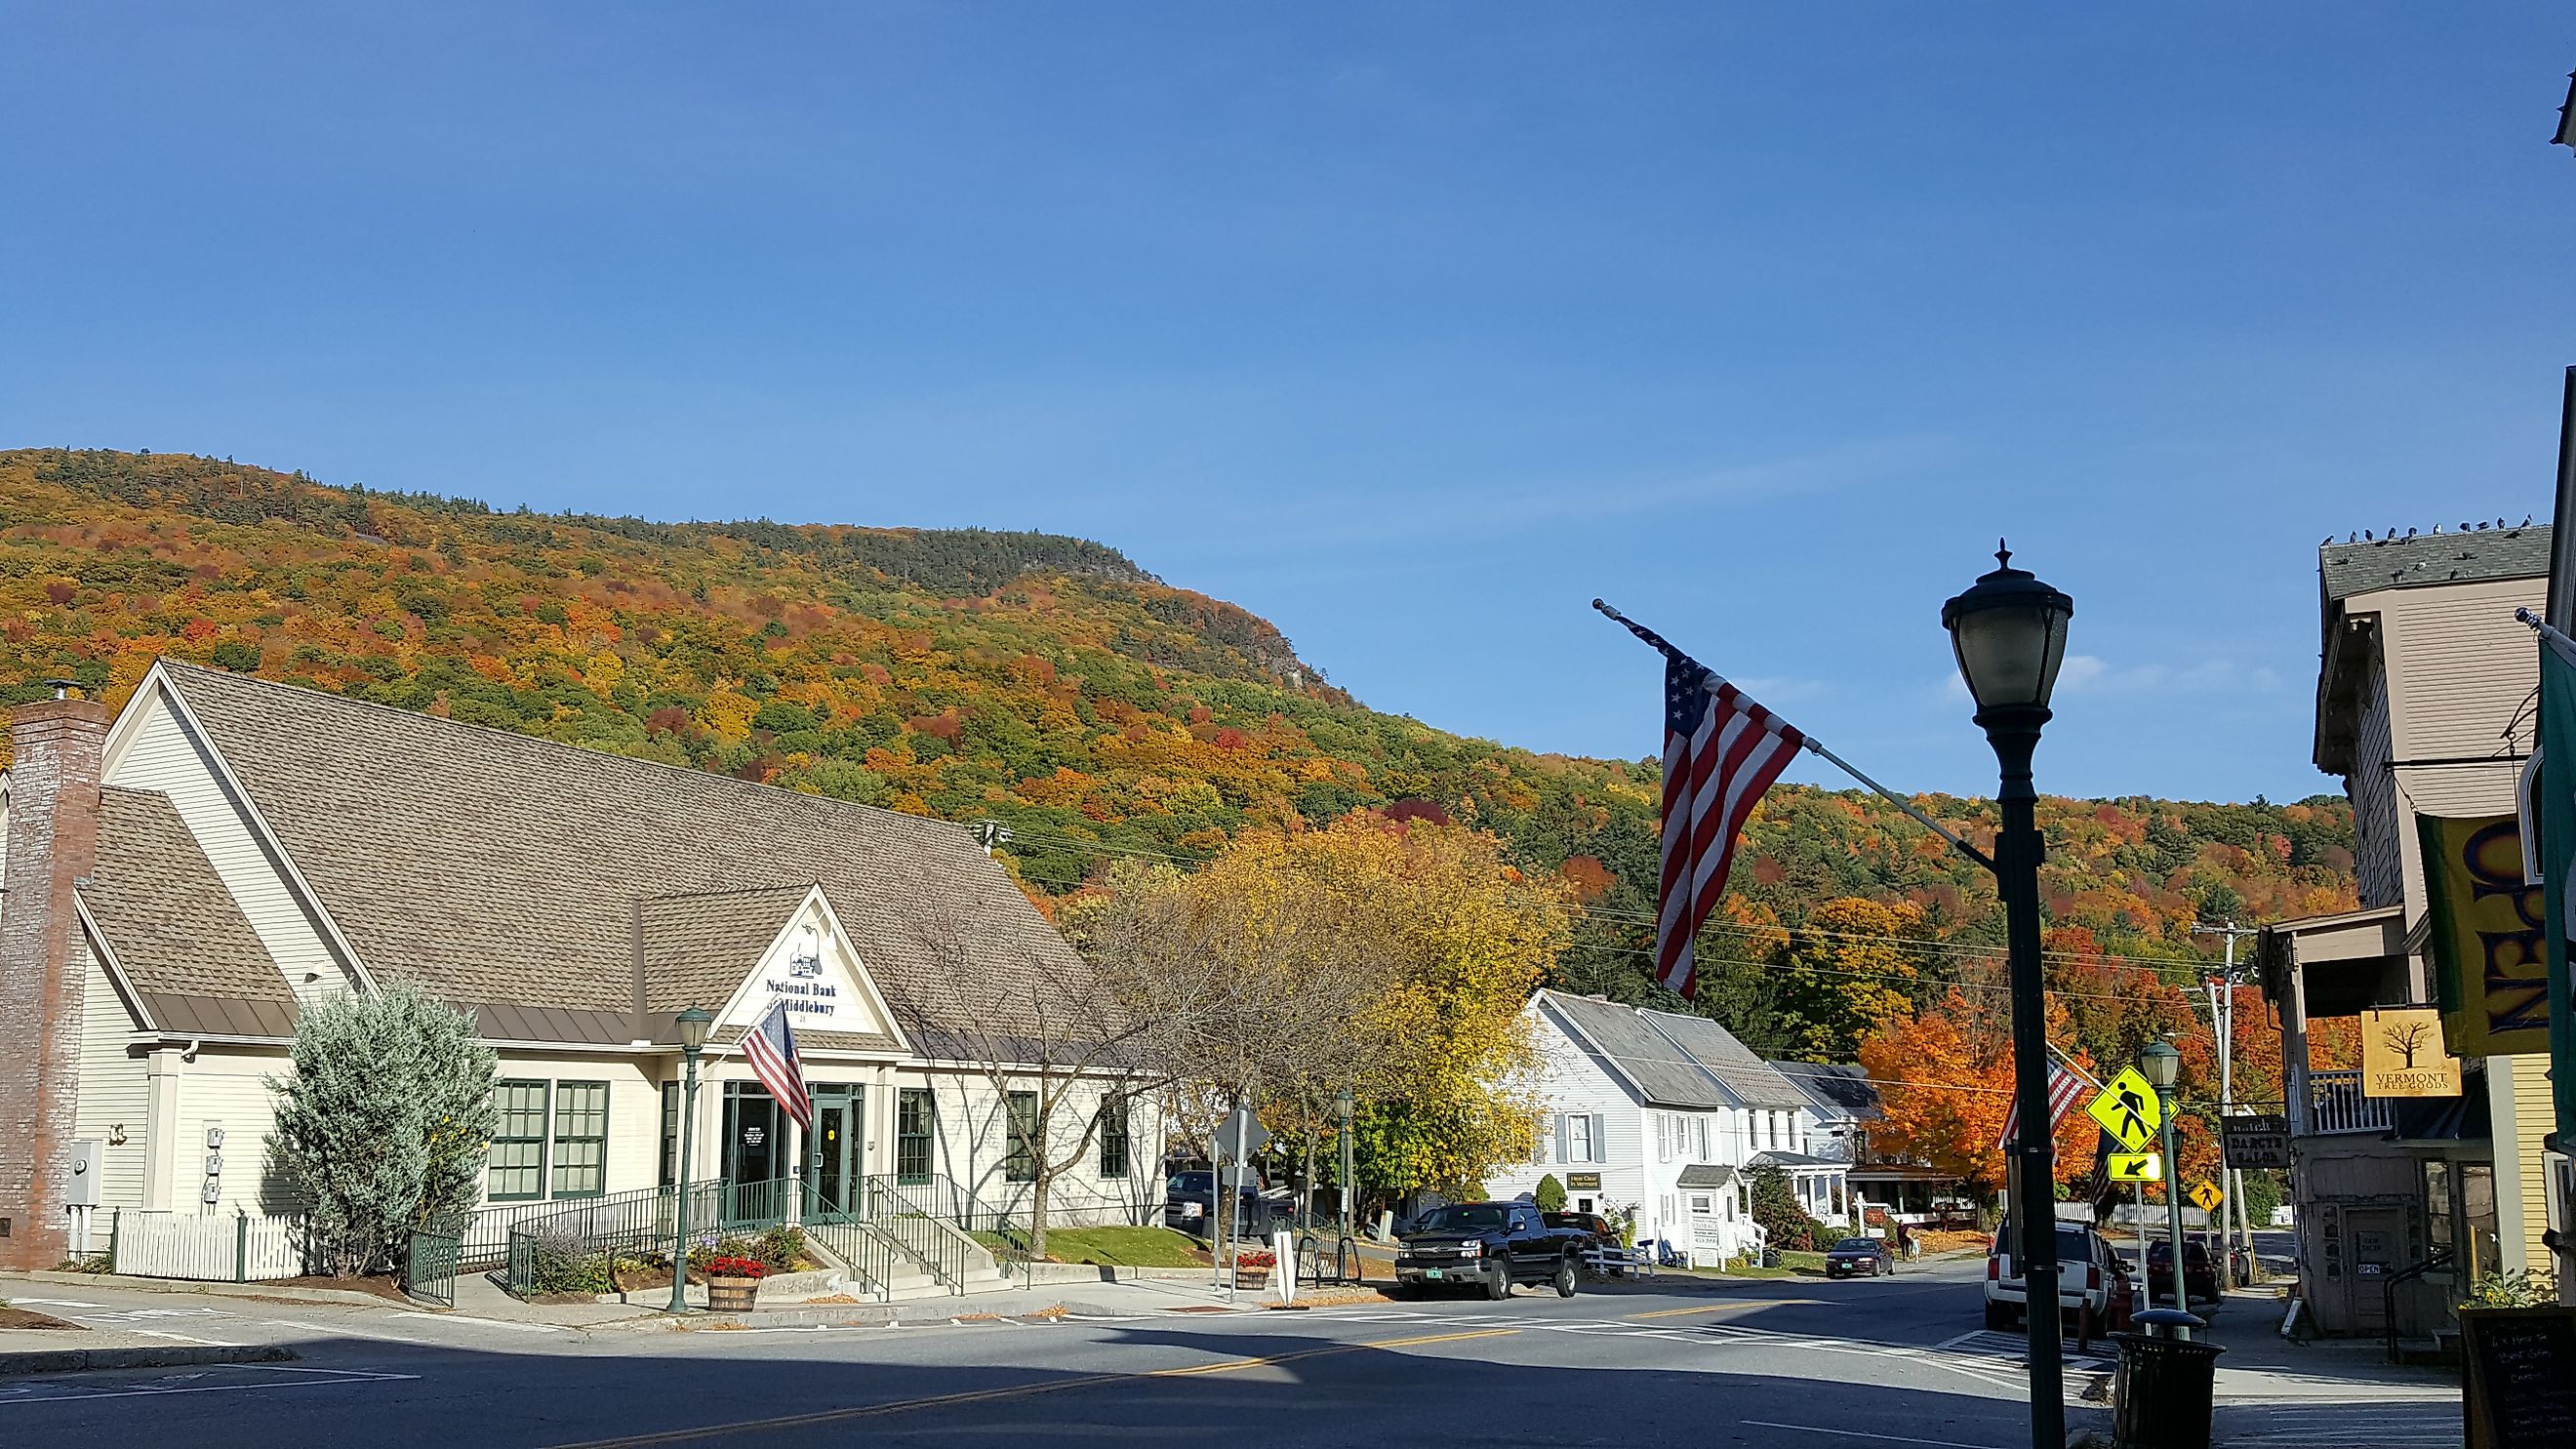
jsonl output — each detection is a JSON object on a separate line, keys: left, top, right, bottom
{"left": 666, "top": 1006, "right": 713, "bottom": 1315}
{"left": 1943, "top": 544, "right": 2074, "bottom": 1449}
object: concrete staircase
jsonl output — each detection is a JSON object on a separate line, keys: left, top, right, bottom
{"left": 799, "top": 1217, "right": 1011, "bottom": 1302}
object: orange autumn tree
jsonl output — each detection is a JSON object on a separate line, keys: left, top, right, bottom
{"left": 1858, "top": 988, "right": 2100, "bottom": 1196}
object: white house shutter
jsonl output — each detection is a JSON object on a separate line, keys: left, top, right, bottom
{"left": 1590, "top": 1113, "right": 1607, "bottom": 1162}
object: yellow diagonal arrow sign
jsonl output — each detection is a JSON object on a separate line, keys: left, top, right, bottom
{"left": 2107, "top": 1151, "right": 2162, "bottom": 1183}
{"left": 2086, "top": 1066, "right": 2161, "bottom": 1151}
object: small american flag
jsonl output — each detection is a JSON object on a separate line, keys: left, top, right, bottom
{"left": 1996, "top": 1061, "right": 2088, "bottom": 1152}
{"left": 1656, "top": 652, "right": 1804, "bottom": 997}
{"left": 744, "top": 1000, "right": 814, "bottom": 1132}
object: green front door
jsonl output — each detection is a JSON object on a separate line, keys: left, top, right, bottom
{"left": 803, "top": 1086, "right": 863, "bottom": 1221}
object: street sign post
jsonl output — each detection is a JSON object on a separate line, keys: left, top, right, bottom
{"left": 2107, "top": 1152, "right": 2163, "bottom": 1184}
{"left": 2086, "top": 1067, "right": 2162, "bottom": 1151}
{"left": 2219, "top": 1113, "right": 2292, "bottom": 1171}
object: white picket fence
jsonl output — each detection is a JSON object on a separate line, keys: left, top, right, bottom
{"left": 112, "top": 1209, "right": 310, "bottom": 1282}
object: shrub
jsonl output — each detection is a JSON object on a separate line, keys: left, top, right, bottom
{"left": 1746, "top": 1165, "right": 1830, "bottom": 1254}
{"left": 752, "top": 1225, "right": 810, "bottom": 1272}
{"left": 264, "top": 984, "right": 499, "bottom": 1276}
{"left": 1533, "top": 1175, "right": 1567, "bottom": 1213}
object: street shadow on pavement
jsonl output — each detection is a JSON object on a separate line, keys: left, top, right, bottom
{"left": 0, "top": 1314, "right": 2105, "bottom": 1449}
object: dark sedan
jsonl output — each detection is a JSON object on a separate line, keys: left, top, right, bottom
{"left": 2144, "top": 1239, "right": 2223, "bottom": 1309}
{"left": 1823, "top": 1235, "right": 1895, "bottom": 1278}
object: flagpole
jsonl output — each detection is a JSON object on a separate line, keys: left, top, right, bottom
{"left": 1592, "top": 599, "right": 1996, "bottom": 873}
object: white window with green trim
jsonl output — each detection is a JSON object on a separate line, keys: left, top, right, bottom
{"left": 489, "top": 1080, "right": 550, "bottom": 1201}
{"left": 550, "top": 1081, "right": 611, "bottom": 1198}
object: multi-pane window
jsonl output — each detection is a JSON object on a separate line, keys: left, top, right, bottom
{"left": 489, "top": 1081, "right": 550, "bottom": 1201}
{"left": 1694, "top": 1117, "right": 1711, "bottom": 1161}
{"left": 897, "top": 1087, "right": 936, "bottom": 1185}
{"left": 1097, "top": 1097, "right": 1130, "bottom": 1180}
{"left": 551, "top": 1082, "right": 610, "bottom": 1198}
{"left": 1005, "top": 1090, "right": 1039, "bottom": 1184}
{"left": 1567, "top": 1113, "right": 1594, "bottom": 1162}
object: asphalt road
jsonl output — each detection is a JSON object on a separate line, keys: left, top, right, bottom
{"left": 0, "top": 1256, "right": 2424, "bottom": 1449}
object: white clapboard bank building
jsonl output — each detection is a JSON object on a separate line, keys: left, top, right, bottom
{"left": 1486, "top": 989, "right": 1849, "bottom": 1267}
{"left": 0, "top": 662, "right": 1159, "bottom": 1280}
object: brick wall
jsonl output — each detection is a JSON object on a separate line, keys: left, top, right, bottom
{"left": 0, "top": 696, "right": 108, "bottom": 1269}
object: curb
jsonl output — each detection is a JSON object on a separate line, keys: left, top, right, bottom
{"left": 3, "top": 1269, "right": 420, "bottom": 1311}
{"left": 0, "top": 1344, "right": 298, "bottom": 1379}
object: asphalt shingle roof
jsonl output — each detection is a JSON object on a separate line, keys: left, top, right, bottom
{"left": 156, "top": 662, "right": 1090, "bottom": 1050}
{"left": 84, "top": 785, "right": 294, "bottom": 1009}
{"left": 2320, "top": 524, "right": 2549, "bottom": 603}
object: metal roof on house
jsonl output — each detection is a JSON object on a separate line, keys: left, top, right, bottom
{"left": 2320, "top": 524, "right": 2549, "bottom": 603}
{"left": 1539, "top": 991, "right": 1732, "bottom": 1109}
{"left": 1772, "top": 1062, "right": 1885, "bottom": 1124}
{"left": 1532, "top": 990, "right": 1815, "bottom": 1112}
{"left": 135, "top": 662, "right": 1092, "bottom": 1052}
{"left": 1638, "top": 1009, "right": 1815, "bottom": 1111}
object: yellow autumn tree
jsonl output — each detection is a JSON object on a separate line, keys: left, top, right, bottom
{"left": 1064, "top": 811, "right": 1568, "bottom": 1204}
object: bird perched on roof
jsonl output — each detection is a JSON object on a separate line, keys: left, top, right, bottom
{"left": 2405, "top": 528, "right": 2417, "bottom": 539}
{"left": 2524, "top": 515, "right": 2535, "bottom": 527}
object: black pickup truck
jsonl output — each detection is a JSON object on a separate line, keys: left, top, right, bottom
{"left": 1392, "top": 1200, "right": 1589, "bottom": 1300}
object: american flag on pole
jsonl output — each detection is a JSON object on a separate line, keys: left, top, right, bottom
{"left": 1996, "top": 1061, "right": 2087, "bottom": 1152}
{"left": 1657, "top": 652, "right": 1805, "bottom": 997}
{"left": 744, "top": 1000, "right": 814, "bottom": 1132}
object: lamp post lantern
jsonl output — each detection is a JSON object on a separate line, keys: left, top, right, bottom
{"left": 2137, "top": 1038, "right": 2192, "bottom": 1328}
{"left": 666, "top": 1006, "right": 713, "bottom": 1315}
{"left": 1943, "top": 543, "right": 2074, "bottom": 1449}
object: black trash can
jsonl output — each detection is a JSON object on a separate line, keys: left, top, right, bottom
{"left": 2112, "top": 1309, "right": 2224, "bottom": 1449}
{"left": 1759, "top": 1247, "right": 1780, "bottom": 1268}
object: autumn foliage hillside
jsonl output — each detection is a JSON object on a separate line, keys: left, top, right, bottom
{"left": 1, "top": 449, "right": 2355, "bottom": 1037}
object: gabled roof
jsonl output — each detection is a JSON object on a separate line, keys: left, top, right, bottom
{"left": 1533, "top": 990, "right": 1814, "bottom": 1112}
{"left": 1538, "top": 990, "right": 1731, "bottom": 1109}
{"left": 1638, "top": 1009, "right": 1814, "bottom": 1111}
{"left": 146, "top": 661, "right": 1089, "bottom": 1049}
{"left": 82, "top": 785, "right": 297, "bottom": 1034}
{"left": 1675, "top": 1164, "right": 1738, "bottom": 1188}
{"left": 1772, "top": 1062, "right": 1884, "bottom": 1123}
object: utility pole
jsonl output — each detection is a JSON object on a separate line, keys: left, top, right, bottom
{"left": 2194, "top": 920, "right": 2262, "bottom": 1281}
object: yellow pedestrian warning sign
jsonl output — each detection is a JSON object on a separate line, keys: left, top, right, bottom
{"left": 2107, "top": 1152, "right": 2162, "bottom": 1183}
{"left": 2086, "top": 1067, "right": 2162, "bottom": 1151}
{"left": 2188, "top": 1180, "right": 2223, "bottom": 1214}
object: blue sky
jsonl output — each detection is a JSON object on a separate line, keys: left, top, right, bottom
{"left": 7, "top": 5, "right": 2573, "bottom": 803}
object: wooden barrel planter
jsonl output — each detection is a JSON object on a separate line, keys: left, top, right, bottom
{"left": 705, "top": 1274, "right": 761, "bottom": 1312}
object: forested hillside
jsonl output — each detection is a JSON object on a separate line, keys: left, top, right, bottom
{"left": 1, "top": 449, "right": 2356, "bottom": 1029}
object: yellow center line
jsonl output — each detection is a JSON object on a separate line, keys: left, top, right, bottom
{"left": 541, "top": 1327, "right": 1521, "bottom": 1448}
{"left": 1625, "top": 1299, "right": 1822, "bottom": 1319}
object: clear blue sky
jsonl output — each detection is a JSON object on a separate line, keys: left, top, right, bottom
{"left": 7, "top": 5, "right": 2572, "bottom": 804}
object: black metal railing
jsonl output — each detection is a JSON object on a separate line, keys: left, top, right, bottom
{"left": 2383, "top": 1248, "right": 2454, "bottom": 1364}
{"left": 503, "top": 1176, "right": 797, "bottom": 1296}
{"left": 857, "top": 1173, "right": 987, "bottom": 1291}
{"left": 793, "top": 1184, "right": 901, "bottom": 1303}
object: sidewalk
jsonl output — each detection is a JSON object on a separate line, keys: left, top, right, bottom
{"left": 2196, "top": 1285, "right": 2458, "bottom": 1405}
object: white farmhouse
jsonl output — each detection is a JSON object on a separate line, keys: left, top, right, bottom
{"left": 1486, "top": 989, "right": 1849, "bottom": 1267}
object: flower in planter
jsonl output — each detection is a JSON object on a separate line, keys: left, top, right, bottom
{"left": 1235, "top": 1249, "right": 1276, "bottom": 1268}
{"left": 704, "top": 1256, "right": 770, "bottom": 1279}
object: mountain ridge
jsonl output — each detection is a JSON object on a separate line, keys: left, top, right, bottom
{"left": 1, "top": 447, "right": 2357, "bottom": 1000}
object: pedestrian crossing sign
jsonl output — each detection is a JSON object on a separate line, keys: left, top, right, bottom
{"left": 2189, "top": 1180, "right": 2223, "bottom": 1214}
{"left": 2107, "top": 1152, "right": 2162, "bottom": 1183}
{"left": 2085, "top": 1067, "right": 2162, "bottom": 1151}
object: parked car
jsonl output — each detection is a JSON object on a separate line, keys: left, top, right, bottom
{"left": 2144, "top": 1239, "right": 2225, "bottom": 1310}
{"left": 1164, "top": 1170, "right": 1274, "bottom": 1239}
{"left": 1824, "top": 1235, "right": 1895, "bottom": 1278}
{"left": 1984, "top": 1222, "right": 2123, "bottom": 1330}
{"left": 1393, "top": 1201, "right": 1589, "bottom": 1301}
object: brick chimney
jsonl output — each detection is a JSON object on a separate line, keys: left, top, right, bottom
{"left": 0, "top": 688, "right": 109, "bottom": 1269}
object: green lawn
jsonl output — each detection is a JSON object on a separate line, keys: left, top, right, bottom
{"left": 972, "top": 1226, "right": 1208, "bottom": 1268}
